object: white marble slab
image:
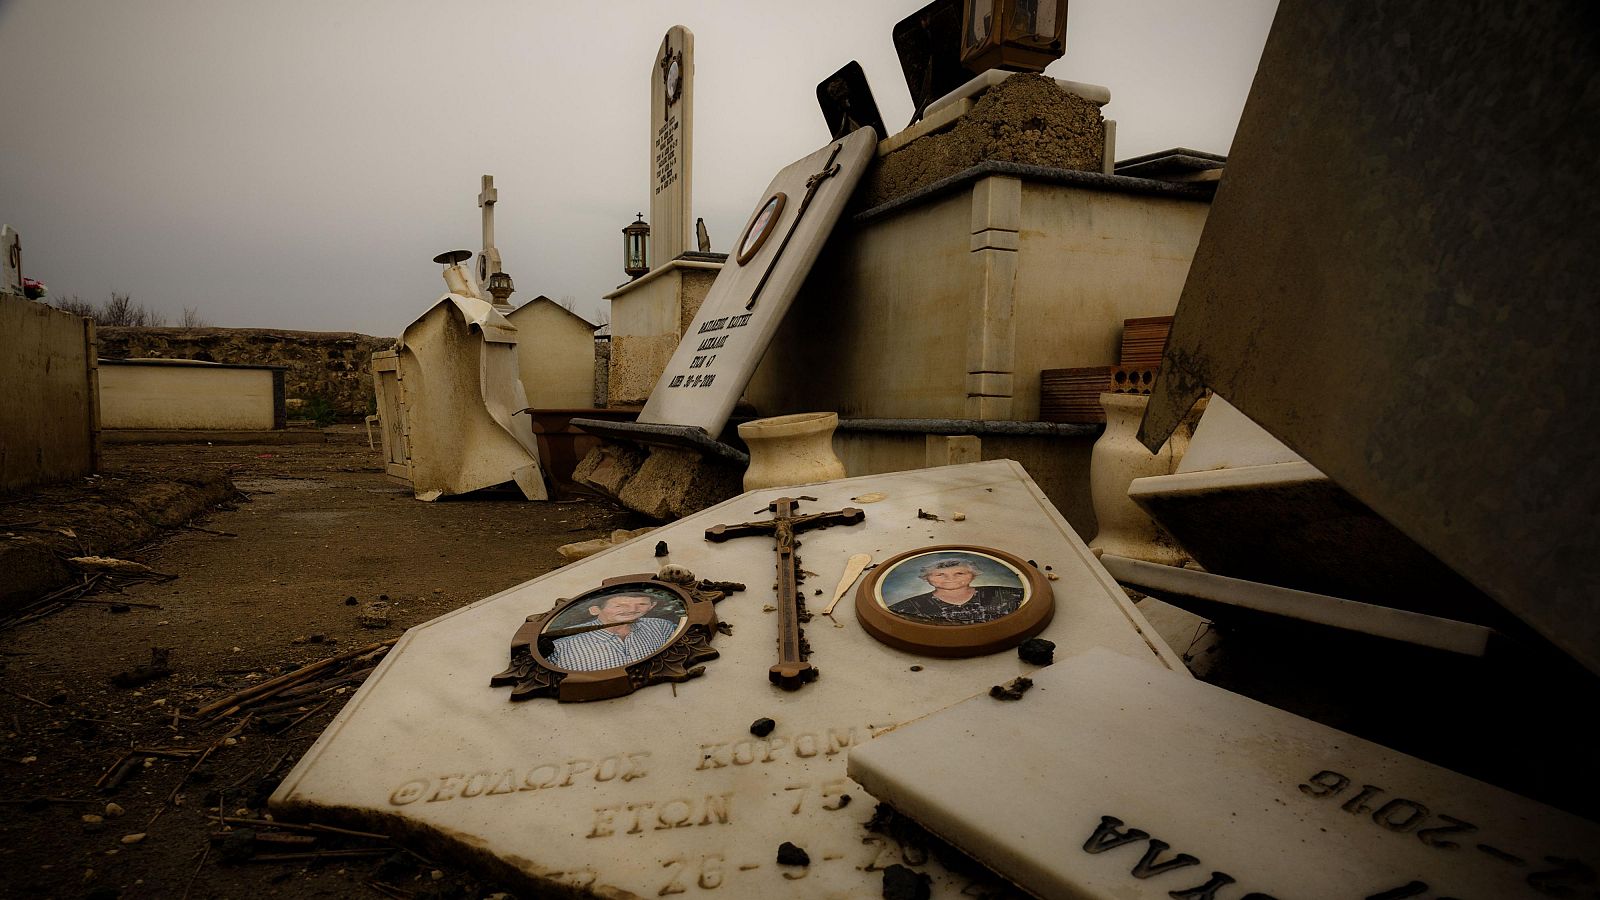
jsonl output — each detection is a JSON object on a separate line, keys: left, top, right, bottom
{"left": 638, "top": 128, "right": 876, "bottom": 435}
{"left": 650, "top": 26, "right": 694, "bottom": 267}
{"left": 848, "top": 648, "right": 1600, "bottom": 900}
{"left": 272, "top": 461, "right": 1183, "bottom": 898}
{"left": 1100, "top": 553, "right": 1496, "bottom": 657}
{"left": 1175, "top": 395, "right": 1307, "bottom": 474}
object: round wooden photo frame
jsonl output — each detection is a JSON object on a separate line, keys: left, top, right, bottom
{"left": 855, "top": 546, "right": 1053, "bottom": 658}
{"left": 490, "top": 575, "right": 720, "bottom": 702}
{"left": 735, "top": 192, "right": 787, "bottom": 265}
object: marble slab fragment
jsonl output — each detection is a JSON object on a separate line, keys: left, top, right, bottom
{"left": 638, "top": 128, "right": 876, "bottom": 435}
{"left": 848, "top": 648, "right": 1600, "bottom": 900}
{"left": 272, "top": 461, "right": 1183, "bottom": 898}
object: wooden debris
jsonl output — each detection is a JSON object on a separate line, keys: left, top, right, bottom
{"left": 192, "top": 639, "right": 396, "bottom": 721}
{"left": 209, "top": 816, "right": 390, "bottom": 842}
{"left": 67, "top": 556, "right": 175, "bottom": 578}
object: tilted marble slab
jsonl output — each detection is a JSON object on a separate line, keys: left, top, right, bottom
{"left": 638, "top": 128, "right": 876, "bottom": 435}
{"left": 272, "top": 460, "right": 1182, "bottom": 898}
{"left": 848, "top": 648, "right": 1600, "bottom": 900}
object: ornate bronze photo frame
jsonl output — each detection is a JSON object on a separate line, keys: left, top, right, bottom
{"left": 490, "top": 574, "right": 721, "bottom": 702}
{"left": 735, "top": 192, "right": 787, "bottom": 265}
{"left": 660, "top": 44, "right": 683, "bottom": 106}
{"left": 855, "top": 545, "right": 1053, "bottom": 657}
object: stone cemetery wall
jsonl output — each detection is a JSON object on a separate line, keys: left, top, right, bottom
{"left": 1, "top": 294, "right": 97, "bottom": 494}
{"left": 98, "top": 327, "right": 395, "bottom": 416}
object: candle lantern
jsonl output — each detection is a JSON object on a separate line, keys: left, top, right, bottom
{"left": 623, "top": 213, "right": 651, "bottom": 279}
{"left": 959, "top": 0, "right": 1068, "bottom": 74}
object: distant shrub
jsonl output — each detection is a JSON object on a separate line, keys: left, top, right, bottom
{"left": 304, "top": 396, "right": 338, "bottom": 428}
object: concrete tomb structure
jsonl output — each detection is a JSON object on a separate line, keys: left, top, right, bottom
{"left": 272, "top": 461, "right": 1184, "bottom": 898}
{"left": 850, "top": 648, "right": 1600, "bottom": 900}
{"left": 1135, "top": 0, "right": 1600, "bottom": 674}
{"left": 607, "top": 26, "right": 727, "bottom": 408}
{"left": 505, "top": 295, "right": 597, "bottom": 411}
{"left": 747, "top": 72, "right": 1212, "bottom": 535}
{"left": 97, "top": 358, "right": 292, "bottom": 442}
{"left": 377, "top": 254, "right": 547, "bottom": 501}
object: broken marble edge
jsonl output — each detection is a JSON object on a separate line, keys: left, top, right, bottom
{"left": 848, "top": 647, "right": 1600, "bottom": 900}
{"left": 277, "top": 460, "right": 1186, "bottom": 803}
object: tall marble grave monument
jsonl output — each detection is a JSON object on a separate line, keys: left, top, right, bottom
{"left": 604, "top": 25, "right": 721, "bottom": 407}
{"left": 273, "top": 461, "right": 1185, "bottom": 898}
{"left": 637, "top": 128, "right": 876, "bottom": 435}
{"left": 651, "top": 26, "right": 694, "bottom": 267}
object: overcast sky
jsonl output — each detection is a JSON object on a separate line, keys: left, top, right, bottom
{"left": 0, "top": 0, "right": 1276, "bottom": 336}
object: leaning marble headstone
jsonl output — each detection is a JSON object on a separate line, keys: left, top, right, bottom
{"left": 638, "top": 128, "right": 875, "bottom": 435}
{"left": 273, "top": 461, "right": 1183, "bottom": 898}
{"left": 650, "top": 26, "right": 694, "bottom": 267}
{"left": 849, "top": 647, "right": 1600, "bottom": 900}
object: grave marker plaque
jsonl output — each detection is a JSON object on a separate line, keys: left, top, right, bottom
{"left": 650, "top": 26, "right": 694, "bottom": 267}
{"left": 850, "top": 648, "right": 1600, "bottom": 900}
{"left": 638, "top": 128, "right": 875, "bottom": 435}
{"left": 273, "top": 461, "right": 1185, "bottom": 899}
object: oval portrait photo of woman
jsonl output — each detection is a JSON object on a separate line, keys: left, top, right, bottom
{"left": 873, "top": 550, "right": 1031, "bottom": 626}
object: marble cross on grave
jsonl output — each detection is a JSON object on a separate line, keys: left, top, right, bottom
{"left": 746, "top": 143, "right": 844, "bottom": 310}
{"left": 705, "top": 496, "right": 864, "bottom": 689}
{"left": 476, "top": 175, "right": 503, "bottom": 283}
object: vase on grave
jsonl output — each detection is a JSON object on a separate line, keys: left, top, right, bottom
{"left": 738, "top": 412, "right": 847, "bottom": 491}
{"left": 1088, "top": 392, "right": 1203, "bottom": 565}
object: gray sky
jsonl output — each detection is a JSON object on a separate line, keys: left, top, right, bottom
{"left": 0, "top": 0, "right": 1276, "bottom": 336}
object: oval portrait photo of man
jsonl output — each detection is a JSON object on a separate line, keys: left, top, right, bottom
{"left": 539, "top": 585, "right": 688, "bottom": 672}
{"left": 874, "top": 550, "right": 1031, "bottom": 626}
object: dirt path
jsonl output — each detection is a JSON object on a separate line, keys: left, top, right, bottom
{"left": 0, "top": 429, "right": 649, "bottom": 899}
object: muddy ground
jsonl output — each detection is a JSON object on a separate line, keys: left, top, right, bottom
{"left": 0, "top": 429, "right": 649, "bottom": 900}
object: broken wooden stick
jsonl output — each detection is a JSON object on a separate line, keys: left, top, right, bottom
{"left": 192, "top": 639, "right": 396, "bottom": 720}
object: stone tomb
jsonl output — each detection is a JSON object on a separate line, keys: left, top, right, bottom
{"left": 272, "top": 460, "right": 1184, "bottom": 897}
{"left": 850, "top": 648, "right": 1600, "bottom": 899}
{"left": 638, "top": 128, "right": 876, "bottom": 435}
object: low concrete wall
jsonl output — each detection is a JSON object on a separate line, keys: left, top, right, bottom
{"left": 98, "top": 327, "right": 394, "bottom": 415}
{"left": 0, "top": 295, "right": 97, "bottom": 494}
{"left": 98, "top": 360, "right": 282, "bottom": 431}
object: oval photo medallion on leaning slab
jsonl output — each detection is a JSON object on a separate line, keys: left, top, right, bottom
{"left": 735, "top": 192, "right": 786, "bottom": 265}
{"left": 489, "top": 574, "right": 725, "bottom": 702}
{"left": 856, "top": 545, "right": 1053, "bottom": 657}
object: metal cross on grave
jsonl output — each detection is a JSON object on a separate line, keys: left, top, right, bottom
{"left": 705, "top": 496, "right": 865, "bottom": 689}
{"left": 745, "top": 142, "right": 846, "bottom": 311}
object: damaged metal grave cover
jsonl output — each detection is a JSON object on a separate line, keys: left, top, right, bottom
{"left": 490, "top": 571, "right": 738, "bottom": 702}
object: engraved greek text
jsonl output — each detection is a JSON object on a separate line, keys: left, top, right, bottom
{"left": 388, "top": 752, "right": 648, "bottom": 806}
{"left": 588, "top": 793, "right": 733, "bottom": 839}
